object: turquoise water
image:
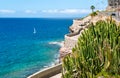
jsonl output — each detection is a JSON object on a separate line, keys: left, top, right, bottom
{"left": 0, "top": 18, "right": 73, "bottom": 78}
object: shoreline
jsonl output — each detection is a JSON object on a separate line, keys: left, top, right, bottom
{"left": 27, "top": 14, "right": 93, "bottom": 77}
{"left": 27, "top": 14, "right": 92, "bottom": 77}
{"left": 27, "top": 63, "right": 62, "bottom": 78}
{"left": 27, "top": 41, "right": 64, "bottom": 78}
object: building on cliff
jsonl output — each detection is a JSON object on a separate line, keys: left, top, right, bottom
{"left": 107, "top": 0, "right": 120, "bottom": 11}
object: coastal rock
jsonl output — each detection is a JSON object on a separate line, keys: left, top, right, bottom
{"left": 59, "top": 12, "right": 115, "bottom": 59}
{"left": 59, "top": 47, "right": 72, "bottom": 59}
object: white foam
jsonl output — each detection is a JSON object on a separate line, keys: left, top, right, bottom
{"left": 42, "top": 42, "right": 62, "bottom": 70}
{"left": 43, "top": 66, "right": 49, "bottom": 68}
{"left": 48, "top": 41, "right": 64, "bottom": 47}
{"left": 43, "top": 53, "right": 60, "bottom": 69}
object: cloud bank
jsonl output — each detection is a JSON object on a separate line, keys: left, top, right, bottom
{"left": 0, "top": 9, "right": 91, "bottom": 14}
{"left": 0, "top": 10, "right": 15, "bottom": 14}
{"left": 41, "top": 9, "right": 91, "bottom": 14}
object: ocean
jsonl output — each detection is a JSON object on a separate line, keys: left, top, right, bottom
{"left": 0, "top": 18, "right": 73, "bottom": 78}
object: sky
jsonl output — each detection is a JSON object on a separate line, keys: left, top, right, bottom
{"left": 0, "top": 0, "right": 107, "bottom": 18}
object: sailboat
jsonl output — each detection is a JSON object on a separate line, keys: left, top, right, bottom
{"left": 33, "top": 27, "right": 36, "bottom": 34}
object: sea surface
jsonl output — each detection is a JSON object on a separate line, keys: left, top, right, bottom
{"left": 0, "top": 18, "right": 73, "bottom": 78}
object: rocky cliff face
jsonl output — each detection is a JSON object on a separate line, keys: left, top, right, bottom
{"left": 59, "top": 13, "right": 111, "bottom": 59}
{"left": 59, "top": 16, "right": 91, "bottom": 59}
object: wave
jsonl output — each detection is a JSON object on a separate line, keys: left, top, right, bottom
{"left": 48, "top": 41, "right": 64, "bottom": 47}
{"left": 43, "top": 53, "right": 60, "bottom": 69}
{"left": 42, "top": 41, "right": 62, "bottom": 69}
{"left": 43, "top": 60, "right": 60, "bottom": 69}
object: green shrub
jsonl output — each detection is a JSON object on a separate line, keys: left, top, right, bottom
{"left": 62, "top": 19, "right": 120, "bottom": 78}
{"left": 90, "top": 12, "right": 98, "bottom": 17}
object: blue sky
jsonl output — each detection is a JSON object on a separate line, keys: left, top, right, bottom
{"left": 0, "top": 0, "right": 107, "bottom": 18}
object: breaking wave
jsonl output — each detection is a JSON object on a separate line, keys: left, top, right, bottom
{"left": 48, "top": 41, "right": 64, "bottom": 47}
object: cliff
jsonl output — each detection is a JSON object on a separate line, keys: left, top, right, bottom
{"left": 59, "top": 12, "right": 115, "bottom": 59}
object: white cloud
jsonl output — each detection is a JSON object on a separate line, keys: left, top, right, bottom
{"left": 41, "top": 9, "right": 91, "bottom": 14}
{"left": 42, "top": 9, "right": 58, "bottom": 13}
{"left": 25, "top": 10, "right": 37, "bottom": 14}
{"left": 59, "top": 9, "right": 81, "bottom": 14}
{"left": 0, "top": 10, "right": 15, "bottom": 14}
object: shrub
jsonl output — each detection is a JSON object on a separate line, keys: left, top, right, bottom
{"left": 62, "top": 19, "right": 120, "bottom": 78}
{"left": 90, "top": 12, "right": 98, "bottom": 17}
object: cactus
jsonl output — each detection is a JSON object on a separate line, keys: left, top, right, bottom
{"left": 62, "top": 19, "right": 120, "bottom": 78}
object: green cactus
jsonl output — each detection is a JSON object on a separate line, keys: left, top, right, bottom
{"left": 62, "top": 19, "right": 120, "bottom": 78}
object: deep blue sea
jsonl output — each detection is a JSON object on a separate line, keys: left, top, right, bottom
{"left": 0, "top": 18, "right": 73, "bottom": 78}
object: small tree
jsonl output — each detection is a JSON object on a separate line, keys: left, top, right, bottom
{"left": 91, "top": 5, "right": 95, "bottom": 13}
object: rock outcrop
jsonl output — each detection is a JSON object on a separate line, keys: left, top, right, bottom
{"left": 59, "top": 12, "right": 115, "bottom": 59}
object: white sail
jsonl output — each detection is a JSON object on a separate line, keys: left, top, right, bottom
{"left": 33, "top": 27, "right": 36, "bottom": 34}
